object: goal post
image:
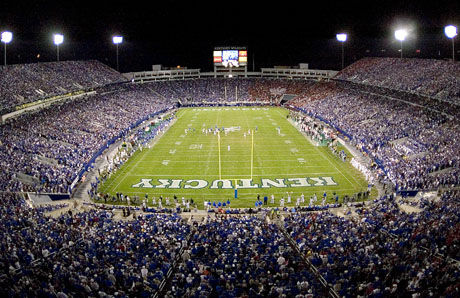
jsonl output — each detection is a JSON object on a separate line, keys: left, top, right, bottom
{"left": 251, "top": 129, "right": 254, "bottom": 180}
{"left": 217, "top": 131, "right": 222, "bottom": 180}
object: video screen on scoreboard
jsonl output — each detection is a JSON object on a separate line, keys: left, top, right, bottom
{"left": 213, "top": 48, "right": 247, "bottom": 67}
{"left": 222, "top": 50, "right": 239, "bottom": 67}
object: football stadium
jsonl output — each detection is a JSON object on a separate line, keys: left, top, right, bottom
{"left": 1, "top": 2, "right": 459, "bottom": 298}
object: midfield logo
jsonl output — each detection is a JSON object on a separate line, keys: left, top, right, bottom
{"left": 132, "top": 177, "right": 337, "bottom": 189}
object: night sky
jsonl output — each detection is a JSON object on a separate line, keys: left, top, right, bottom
{"left": 1, "top": 0, "right": 458, "bottom": 72}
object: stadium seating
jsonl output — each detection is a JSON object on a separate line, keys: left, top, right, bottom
{"left": 0, "top": 192, "right": 190, "bottom": 297}
{"left": 1, "top": 61, "right": 459, "bottom": 193}
{"left": 144, "top": 78, "right": 315, "bottom": 104}
{"left": 169, "top": 216, "right": 327, "bottom": 297}
{"left": 290, "top": 80, "right": 460, "bottom": 191}
{"left": 335, "top": 57, "right": 460, "bottom": 105}
{"left": 0, "top": 57, "right": 459, "bottom": 297}
{"left": 1, "top": 190, "right": 458, "bottom": 297}
{"left": 0, "top": 83, "right": 174, "bottom": 193}
{"left": 0, "top": 60, "right": 126, "bottom": 114}
{"left": 0, "top": 76, "right": 321, "bottom": 193}
{"left": 283, "top": 192, "right": 460, "bottom": 297}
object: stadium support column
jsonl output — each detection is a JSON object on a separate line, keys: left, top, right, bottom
{"left": 116, "top": 43, "right": 119, "bottom": 71}
{"left": 452, "top": 38, "right": 456, "bottom": 62}
{"left": 336, "top": 33, "right": 347, "bottom": 70}
{"left": 341, "top": 43, "right": 344, "bottom": 70}
{"left": 444, "top": 26, "right": 457, "bottom": 62}
{"left": 112, "top": 36, "right": 123, "bottom": 72}
{"left": 400, "top": 40, "right": 403, "bottom": 58}
{"left": 53, "top": 34, "right": 64, "bottom": 62}
{"left": 2, "top": 31, "right": 13, "bottom": 65}
{"left": 394, "top": 29, "right": 407, "bottom": 59}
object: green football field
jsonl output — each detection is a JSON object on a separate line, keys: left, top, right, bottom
{"left": 99, "top": 107, "right": 374, "bottom": 208}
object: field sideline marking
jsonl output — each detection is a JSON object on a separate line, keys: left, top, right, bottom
{"left": 110, "top": 150, "right": 150, "bottom": 193}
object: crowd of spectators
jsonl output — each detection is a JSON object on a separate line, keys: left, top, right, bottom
{"left": 284, "top": 191, "right": 460, "bottom": 297}
{"left": 0, "top": 58, "right": 459, "bottom": 297}
{"left": 335, "top": 57, "right": 460, "bottom": 105}
{"left": 1, "top": 188, "right": 458, "bottom": 297}
{"left": 0, "top": 192, "right": 191, "bottom": 297}
{"left": 247, "top": 79, "right": 316, "bottom": 103}
{"left": 0, "top": 60, "right": 126, "bottom": 113}
{"left": 0, "top": 83, "right": 174, "bottom": 193}
{"left": 336, "top": 80, "right": 460, "bottom": 119}
{"left": 0, "top": 64, "right": 323, "bottom": 194}
{"left": 157, "top": 215, "right": 327, "bottom": 297}
{"left": 143, "top": 78, "right": 315, "bottom": 104}
{"left": 0, "top": 192, "right": 334, "bottom": 297}
{"left": 1, "top": 58, "right": 458, "bottom": 195}
{"left": 290, "top": 80, "right": 460, "bottom": 191}
{"left": 0, "top": 192, "right": 332, "bottom": 297}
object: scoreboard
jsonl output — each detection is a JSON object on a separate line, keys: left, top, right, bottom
{"left": 213, "top": 47, "right": 248, "bottom": 67}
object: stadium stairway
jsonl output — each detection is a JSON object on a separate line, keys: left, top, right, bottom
{"left": 276, "top": 215, "right": 340, "bottom": 298}
{"left": 155, "top": 213, "right": 339, "bottom": 298}
{"left": 72, "top": 183, "right": 88, "bottom": 199}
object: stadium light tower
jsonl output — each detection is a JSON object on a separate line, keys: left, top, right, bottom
{"left": 394, "top": 29, "right": 408, "bottom": 58}
{"left": 112, "top": 36, "right": 123, "bottom": 71}
{"left": 444, "top": 25, "right": 457, "bottom": 61}
{"left": 336, "top": 33, "right": 347, "bottom": 70}
{"left": 53, "top": 34, "right": 64, "bottom": 61}
{"left": 1, "top": 31, "right": 13, "bottom": 66}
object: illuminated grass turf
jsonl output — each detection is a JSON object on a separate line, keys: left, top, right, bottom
{"left": 99, "top": 107, "right": 374, "bottom": 208}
